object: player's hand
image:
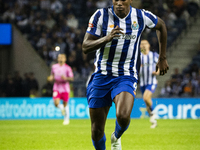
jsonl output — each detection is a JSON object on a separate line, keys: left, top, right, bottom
{"left": 61, "top": 75, "right": 67, "bottom": 80}
{"left": 48, "top": 75, "right": 54, "bottom": 82}
{"left": 156, "top": 58, "right": 169, "bottom": 76}
{"left": 152, "top": 71, "right": 159, "bottom": 75}
{"left": 106, "top": 26, "right": 124, "bottom": 42}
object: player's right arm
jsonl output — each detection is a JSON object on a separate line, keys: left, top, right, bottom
{"left": 82, "top": 9, "right": 124, "bottom": 54}
{"left": 48, "top": 66, "right": 55, "bottom": 82}
{"left": 82, "top": 26, "right": 124, "bottom": 54}
{"left": 48, "top": 75, "right": 54, "bottom": 82}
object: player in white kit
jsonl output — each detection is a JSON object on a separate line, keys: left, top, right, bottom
{"left": 49, "top": 54, "right": 74, "bottom": 125}
{"left": 140, "top": 39, "right": 159, "bottom": 128}
{"left": 82, "top": 0, "right": 169, "bottom": 149}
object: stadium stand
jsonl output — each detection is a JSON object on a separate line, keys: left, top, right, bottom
{"left": 0, "top": 0, "right": 199, "bottom": 97}
{"left": 160, "top": 41, "right": 200, "bottom": 98}
{"left": 0, "top": 71, "right": 39, "bottom": 97}
{"left": 159, "top": 2, "right": 200, "bottom": 98}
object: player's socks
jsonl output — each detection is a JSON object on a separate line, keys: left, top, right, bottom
{"left": 150, "top": 108, "right": 157, "bottom": 128}
{"left": 148, "top": 105, "right": 154, "bottom": 117}
{"left": 149, "top": 105, "right": 153, "bottom": 112}
{"left": 64, "top": 105, "right": 70, "bottom": 121}
{"left": 58, "top": 104, "right": 65, "bottom": 115}
{"left": 92, "top": 133, "right": 106, "bottom": 150}
{"left": 58, "top": 104, "right": 64, "bottom": 109}
{"left": 114, "top": 120, "right": 129, "bottom": 139}
{"left": 63, "top": 106, "right": 70, "bottom": 125}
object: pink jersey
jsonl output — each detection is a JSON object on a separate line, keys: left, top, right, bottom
{"left": 51, "top": 63, "right": 73, "bottom": 93}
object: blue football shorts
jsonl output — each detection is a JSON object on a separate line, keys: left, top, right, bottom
{"left": 86, "top": 73, "right": 138, "bottom": 108}
{"left": 140, "top": 84, "right": 157, "bottom": 95}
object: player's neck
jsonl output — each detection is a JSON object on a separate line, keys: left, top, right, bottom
{"left": 113, "top": 6, "right": 130, "bottom": 19}
{"left": 59, "top": 63, "right": 65, "bottom": 66}
{"left": 115, "top": 11, "right": 129, "bottom": 19}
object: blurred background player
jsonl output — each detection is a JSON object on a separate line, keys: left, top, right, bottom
{"left": 48, "top": 54, "right": 74, "bottom": 125}
{"left": 139, "top": 39, "right": 160, "bottom": 128}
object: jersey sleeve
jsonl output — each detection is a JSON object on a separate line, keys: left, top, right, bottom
{"left": 143, "top": 9, "right": 158, "bottom": 29}
{"left": 153, "top": 52, "right": 159, "bottom": 63}
{"left": 86, "top": 9, "right": 102, "bottom": 37}
{"left": 67, "top": 66, "right": 74, "bottom": 78}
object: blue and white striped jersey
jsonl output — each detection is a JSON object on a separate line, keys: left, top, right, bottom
{"left": 86, "top": 6, "right": 158, "bottom": 79}
{"left": 140, "top": 51, "right": 159, "bottom": 86}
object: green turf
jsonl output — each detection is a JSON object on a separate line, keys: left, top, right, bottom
{"left": 0, "top": 119, "right": 200, "bottom": 150}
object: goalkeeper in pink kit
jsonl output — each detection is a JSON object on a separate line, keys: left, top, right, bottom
{"left": 49, "top": 54, "right": 74, "bottom": 125}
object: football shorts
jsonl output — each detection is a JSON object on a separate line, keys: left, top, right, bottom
{"left": 53, "top": 90, "right": 69, "bottom": 102}
{"left": 87, "top": 73, "right": 137, "bottom": 108}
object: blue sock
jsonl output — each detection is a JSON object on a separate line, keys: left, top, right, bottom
{"left": 149, "top": 105, "right": 153, "bottom": 112}
{"left": 114, "top": 120, "right": 129, "bottom": 139}
{"left": 92, "top": 133, "right": 106, "bottom": 150}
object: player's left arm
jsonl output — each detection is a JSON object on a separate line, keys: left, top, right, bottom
{"left": 153, "top": 17, "right": 169, "bottom": 76}
{"left": 152, "top": 52, "right": 160, "bottom": 75}
{"left": 61, "top": 76, "right": 74, "bottom": 82}
{"left": 48, "top": 75, "right": 54, "bottom": 82}
{"left": 61, "top": 66, "right": 74, "bottom": 82}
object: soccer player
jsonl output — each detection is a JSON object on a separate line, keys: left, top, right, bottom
{"left": 48, "top": 54, "right": 74, "bottom": 125}
{"left": 82, "top": 0, "right": 169, "bottom": 149}
{"left": 139, "top": 39, "right": 159, "bottom": 128}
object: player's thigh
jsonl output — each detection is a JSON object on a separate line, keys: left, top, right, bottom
{"left": 114, "top": 91, "right": 134, "bottom": 118}
{"left": 54, "top": 98, "right": 60, "bottom": 106}
{"left": 53, "top": 91, "right": 61, "bottom": 106}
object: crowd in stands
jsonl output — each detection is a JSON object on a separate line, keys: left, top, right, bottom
{"left": 0, "top": 71, "right": 39, "bottom": 97}
{"left": 0, "top": 0, "right": 199, "bottom": 97}
{"left": 160, "top": 42, "right": 200, "bottom": 97}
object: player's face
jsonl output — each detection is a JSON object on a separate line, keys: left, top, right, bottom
{"left": 140, "top": 40, "right": 150, "bottom": 54}
{"left": 112, "top": 0, "right": 132, "bottom": 18}
{"left": 57, "top": 54, "right": 66, "bottom": 64}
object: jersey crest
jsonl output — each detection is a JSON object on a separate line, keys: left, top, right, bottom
{"left": 132, "top": 21, "right": 139, "bottom": 30}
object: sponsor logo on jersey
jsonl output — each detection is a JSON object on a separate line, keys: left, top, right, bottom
{"left": 113, "top": 34, "right": 136, "bottom": 40}
{"left": 109, "top": 24, "right": 114, "bottom": 28}
{"left": 88, "top": 23, "right": 94, "bottom": 28}
{"left": 131, "top": 21, "right": 139, "bottom": 30}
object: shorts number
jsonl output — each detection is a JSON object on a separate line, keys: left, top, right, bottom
{"left": 151, "top": 85, "right": 155, "bottom": 91}
{"left": 133, "top": 82, "right": 137, "bottom": 90}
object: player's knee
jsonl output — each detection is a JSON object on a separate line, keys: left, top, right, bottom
{"left": 92, "top": 126, "right": 104, "bottom": 141}
{"left": 116, "top": 112, "right": 130, "bottom": 127}
{"left": 143, "top": 96, "right": 148, "bottom": 102}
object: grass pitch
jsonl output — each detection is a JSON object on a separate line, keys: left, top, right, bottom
{"left": 0, "top": 119, "right": 200, "bottom": 150}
